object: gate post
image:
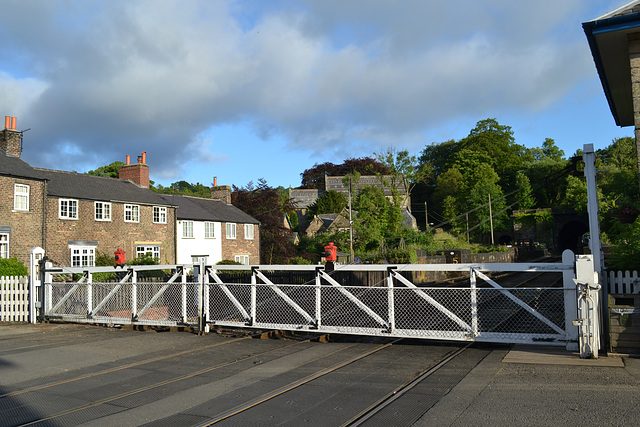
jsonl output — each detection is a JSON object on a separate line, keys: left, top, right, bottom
{"left": 562, "top": 250, "right": 579, "bottom": 351}
{"left": 386, "top": 267, "right": 395, "bottom": 333}
{"left": 29, "top": 247, "right": 45, "bottom": 324}
{"left": 575, "top": 254, "right": 600, "bottom": 358}
{"left": 43, "top": 261, "right": 53, "bottom": 314}
{"left": 203, "top": 264, "right": 210, "bottom": 334}
{"left": 181, "top": 266, "right": 187, "bottom": 323}
{"left": 131, "top": 268, "right": 137, "bottom": 320}
{"left": 250, "top": 266, "right": 257, "bottom": 326}
{"left": 315, "top": 266, "right": 322, "bottom": 329}
{"left": 470, "top": 268, "right": 478, "bottom": 337}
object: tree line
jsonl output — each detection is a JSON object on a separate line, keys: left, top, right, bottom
{"left": 87, "top": 118, "right": 640, "bottom": 269}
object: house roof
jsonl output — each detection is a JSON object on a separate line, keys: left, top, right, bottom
{"left": 160, "top": 194, "right": 260, "bottom": 225}
{"left": 0, "top": 154, "right": 47, "bottom": 180}
{"left": 583, "top": 1, "right": 640, "bottom": 127}
{"left": 325, "top": 175, "right": 407, "bottom": 196}
{"left": 35, "top": 168, "right": 173, "bottom": 206}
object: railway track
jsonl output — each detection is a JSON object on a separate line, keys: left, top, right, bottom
{"left": 0, "top": 327, "right": 491, "bottom": 427}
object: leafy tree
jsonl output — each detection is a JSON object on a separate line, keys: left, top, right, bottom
{"left": 374, "top": 147, "right": 429, "bottom": 193}
{"left": 609, "top": 219, "right": 640, "bottom": 271}
{"left": 514, "top": 171, "right": 536, "bottom": 210}
{"left": 531, "top": 138, "right": 565, "bottom": 161}
{"left": 419, "top": 139, "right": 458, "bottom": 179}
{"left": 232, "top": 179, "right": 296, "bottom": 264}
{"left": 87, "top": 161, "right": 125, "bottom": 178}
{"left": 307, "top": 190, "right": 348, "bottom": 217}
{"left": 521, "top": 156, "right": 570, "bottom": 208}
{"left": 153, "top": 181, "right": 211, "bottom": 198}
{"left": 599, "top": 137, "right": 639, "bottom": 206}
{"left": 300, "top": 157, "right": 390, "bottom": 189}
{"left": 353, "top": 185, "right": 404, "bottom": 251}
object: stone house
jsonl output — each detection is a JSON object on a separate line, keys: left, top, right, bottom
{"left": 161, "top": 193, "right": 260, "bottom": 266}
{"left": 304, "top": 208, "right": 353, "bottom": 237}
{"left": 290, "top": 174, "right": 417, "bottom": 234}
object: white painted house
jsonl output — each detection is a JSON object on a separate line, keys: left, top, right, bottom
{"left": 160, "top": 194, "right": 260, "bottom": 266}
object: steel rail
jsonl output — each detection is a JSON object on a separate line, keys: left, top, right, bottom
{"left": 343, "top": 343, "right": 473, "bottom": 426}
{"left": 196, "top": 338, "right": 404, "bottom": 426}
{"left": 14, "top": 332, "right": 331, "bottom": 426}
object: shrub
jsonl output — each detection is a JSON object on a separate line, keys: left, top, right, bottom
{"left": 0, "top": 258, "right": 28, "bottom": 276}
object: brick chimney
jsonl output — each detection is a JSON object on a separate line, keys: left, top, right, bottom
{"left": 1, "top": 116, "right": 22, "bottom": 158}
{"left": 118, "top": 151, "right": 150, "bottom": 188}
{"left": 211, "top": 176, "right": 232, "bottom": 204}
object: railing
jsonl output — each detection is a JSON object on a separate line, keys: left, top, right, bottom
{"left": 606, "top": 270, "right": 640, "bottom": 294}
{"left": 0, "top": 276, "right": 29, "bottom": 322}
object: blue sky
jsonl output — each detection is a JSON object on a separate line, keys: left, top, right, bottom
{"left": 0, "top": 0, "right": 633, "bottom": 190}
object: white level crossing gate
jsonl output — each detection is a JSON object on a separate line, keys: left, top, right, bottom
{"left": 39, "top": 251, "right": 601, "bottom": 357}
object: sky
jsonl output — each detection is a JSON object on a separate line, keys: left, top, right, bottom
{"left": 0, "top": 0, "right": 634, "bottom": 190}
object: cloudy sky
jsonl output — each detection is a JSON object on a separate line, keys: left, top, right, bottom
{"left": 0, "top": 0, "right": 633, "bottom": 189}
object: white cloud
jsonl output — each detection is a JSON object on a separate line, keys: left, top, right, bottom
{"left": 0, "top": 0, "right": 615, "bottom": 182}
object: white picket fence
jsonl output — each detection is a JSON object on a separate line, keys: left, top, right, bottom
{"left": 0, "top": 276, "right": 29, "bottom": 322}
{"left": 606, "top": 270, "right": 640, "bottom": 294}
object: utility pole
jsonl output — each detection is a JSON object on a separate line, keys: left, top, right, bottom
{"left": 424, "top": 201, "right": 428, "bottom": 230}
{"left": 489, "top": 193, "right": 495, "bottom": 245}
{"left": 349, "top": 176, "right": 354, "bottom": 262}
{"left": 466, "top": 213, "right": 469, "bottom": 243}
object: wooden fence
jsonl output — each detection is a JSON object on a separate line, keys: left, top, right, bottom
{"left": 0, "top": 276, "right": 29, "bottom": 322}
{"left": 606, "top": 270, "right": 640, "bottom": 294}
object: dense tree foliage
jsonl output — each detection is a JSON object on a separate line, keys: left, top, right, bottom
{"left": 87, "top": 161, "right": 125, "bottom": 178}
{"left": 153, "top": 180, "right": 211, "bottom": 198}
{"left": 232, "top": 179, "right": 296, "bottom": 264}
{"left": 84, "top": 121, "right": 640, "bottom": 268}
{"left": 307, "top": 190, "right": 347, "bottom": 218}
{"left": 300, "top": 157, "right": 390, "bottom": 189}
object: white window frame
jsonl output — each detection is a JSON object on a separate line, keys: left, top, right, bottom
{"left": 182, "top": 221, "right": 194, "bottom": 238}
{"left": 70, "top": 246, "right": 95, "bottom": 267}
{"left": 0, "top": 234, "right": 8, "bottom": 258}
{"left": 94, "top": 201, "right": 112, "bottom": 221}
{"left": 124, "top": 204, "right": 140, "bottom": 223}
{"left": 226, "top": 223, "right": 236, "bottom": 239}
{"left": 204, "top": 222, "right": 215, "bottom": 239}
{"left": 244, "top": 224, "right": 254, "bottom": 240}
{"left": 235, "top": 254, "right": 250, "bottom": 265}
{"left": 136, "top": 245, "right": 160, "bottom": 260}
{"left": 153, "top": 206, "right": 167, "bottom": 224}
{"left": 59, "top": 199, "right": 78, "bottom": 220}
{"left": 14, "top": 184, "right": 29, "bottom": 211}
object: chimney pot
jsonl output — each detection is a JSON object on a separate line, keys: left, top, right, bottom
{"left": 10, "top": 117, "right": 16, "bottom": 130}
{"left": 214, "top": 177, "right": 217, "bottom": 187}
{"left": 126, "top": 155, "right": 131, "bottom": 165}
{"left": 141, "top": 151, "right": 147, "bottom": 164}
{"left": 4, "top": 116, "right": 10, "bottom": 129}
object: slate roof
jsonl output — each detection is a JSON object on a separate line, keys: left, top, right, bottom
{"left": 583, "top": 1, "right": 640, "bottom": 126}
{"left": 160, "top": 194, "right": 260, "bottom": 225}
{"left": 35, "top": 168, "right": 173, "bottom": 206}
{"left": 0, "top": 153, "right": 47, "bottom": 180}
{"left": 325, "top": 175, "right": 407, "bottom": 196}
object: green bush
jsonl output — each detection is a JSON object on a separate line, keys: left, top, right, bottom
{"left": 609, "top": 219, "right": 640, "bottom": 271}
{"left": 0, "top": 258, "right": 28, "bottom": 276}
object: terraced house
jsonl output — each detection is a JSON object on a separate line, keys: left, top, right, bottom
{"left": 0, "top": 116, "right": 260, "bottom": 268}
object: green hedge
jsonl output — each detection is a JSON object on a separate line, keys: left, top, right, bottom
{"left": 0, "top": 258, "right": 28, "bottom": 276}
